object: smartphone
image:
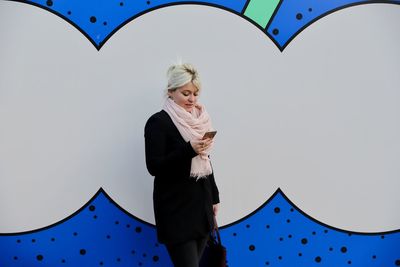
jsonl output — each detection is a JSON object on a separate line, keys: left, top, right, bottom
{"left": 202, "top": 131, "right": 217, "bottom": 140}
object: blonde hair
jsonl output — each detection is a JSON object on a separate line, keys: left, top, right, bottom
{"left": 166, "top": 62, "right": 201, "bottom": 92}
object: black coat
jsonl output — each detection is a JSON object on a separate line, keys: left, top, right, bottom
{"left": 144, "top": 110, "right": 220, "bottom": 245}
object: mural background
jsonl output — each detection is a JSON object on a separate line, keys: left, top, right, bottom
{"left": 1, "top": 0, "right": 399, "bottom": 266}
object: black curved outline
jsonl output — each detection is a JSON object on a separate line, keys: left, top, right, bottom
{"left": 95, "top": 2, "right": 258, "bottom": 50}
{"left": 5, "top": 0, "right": 400, "bottom": 52}
{"left": 220, "top": 188, "right": 400, "bottom": 236}
{"left": 1, "top": 187, "right": 399, "bottom": 236}
{"left": 3, "top": 0, "right": 102, "bottom": 49}
{"left": 1, "top": 0, "right": 400, "bottom": 237}
{"left": 275, "top": 1, "right": 400, "bottom": 51}
{"left": 4, "top": 1, "right": 274, "bottom": 51}
{"left": 0, "top": 187, "right": 155, "bottom": 236}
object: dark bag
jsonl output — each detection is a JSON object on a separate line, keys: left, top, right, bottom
{"left": 200, "top": 217, "right": 227, "bottom": 267}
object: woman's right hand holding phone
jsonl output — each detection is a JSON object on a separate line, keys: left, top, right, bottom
{"left": 191, "top": 138, "right": 213, "bottom": 155}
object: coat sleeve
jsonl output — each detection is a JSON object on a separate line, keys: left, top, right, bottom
{"left": 144, "top": 115, "right": 198, "bottom": 177}
{"left": 208, "top": 159, "right": 220, "bottom": 204}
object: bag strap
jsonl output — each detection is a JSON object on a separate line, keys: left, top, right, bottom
{"left": 213, "top": 215, "right": 222, "bottom": 245}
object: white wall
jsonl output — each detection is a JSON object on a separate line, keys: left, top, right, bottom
{"left": 1, "top": 2, "right": 399, "bottom": 232}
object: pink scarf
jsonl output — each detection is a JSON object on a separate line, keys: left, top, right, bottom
{"left": 163, "top": 98, "right": 214, "bottom": 179}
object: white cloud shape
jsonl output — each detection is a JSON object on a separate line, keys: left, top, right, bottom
{"left": 0, "top": 3, "right": 399, "bottom": 232}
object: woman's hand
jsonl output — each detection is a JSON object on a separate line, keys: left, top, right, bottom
{"left": 190, "top": 138, "right": 213, "bottom": 155}
{"left": 213, "top": 204, "right": 219, "bottom": 216}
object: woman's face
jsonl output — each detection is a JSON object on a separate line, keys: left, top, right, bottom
{"left": 168, "top": 82, "right": 199, "bottom": 112}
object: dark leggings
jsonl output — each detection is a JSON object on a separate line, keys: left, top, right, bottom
{"left": 166, "top": 236, "right": 209, "bottom": 267}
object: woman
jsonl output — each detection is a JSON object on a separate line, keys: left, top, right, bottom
{"left": 144, "top": 63, "right": 220, "bottom": 267}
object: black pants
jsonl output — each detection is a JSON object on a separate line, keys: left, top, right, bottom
{"left": 166, "top": 235, "right": 209, "bottom": 267}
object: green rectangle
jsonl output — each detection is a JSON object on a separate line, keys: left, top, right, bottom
{"left": 244, "top": 0, "right": 280, "bottom": 29}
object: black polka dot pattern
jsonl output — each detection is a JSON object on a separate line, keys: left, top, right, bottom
{"left": 0, "top": 191, "right": 166, "bottom": 265}
{"left": 11, "top": 0, "right": 384, "bottom": 52}
{"left": 1, "top": 189, "right": 399, "bottom": 266}
{"left": 219, "top": 190, "right": 400, "bottom": 266}
{"left": 1, "top": 0, "right": 399, "bottom": 264}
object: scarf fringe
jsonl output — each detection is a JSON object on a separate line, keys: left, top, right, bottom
{"left": 190, "top": 168, "right": 213, "bottom": 180}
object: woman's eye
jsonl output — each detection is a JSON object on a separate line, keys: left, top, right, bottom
{"left": 181, "top": 91, "right": 198, "bottom": 97}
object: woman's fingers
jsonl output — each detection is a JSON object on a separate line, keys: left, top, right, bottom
{"left": 204, "top": 139, "right": 213, "bottom": 149}
{"left": 213, "top": 204, "right": 219, "bottom": 216}
{"left": 202, "top": 138, "right": 212, "bottom": 147}
{"left": 191, "top": 138, "right": 213, "bottom": 154}
{"left": 190, "top": 140, "right": 202, "bottom": 154}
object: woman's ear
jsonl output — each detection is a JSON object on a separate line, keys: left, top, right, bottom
{"left": 167, "top": 89, "right": 173, "bottom": 99}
